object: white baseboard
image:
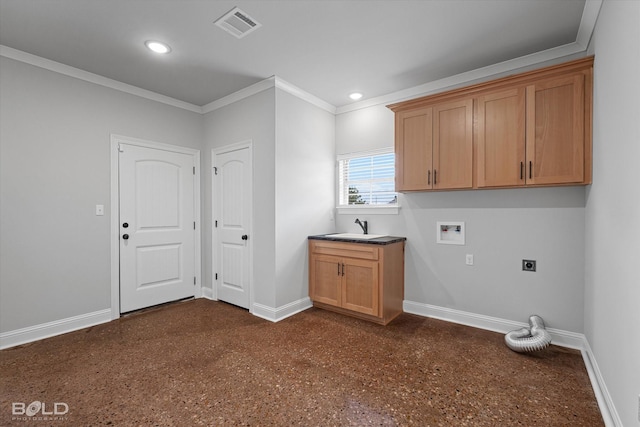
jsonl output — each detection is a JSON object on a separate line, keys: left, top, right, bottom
{"left": 200, "top": 286, "right": 215, "bottom": 300}
{"left": 403, "top": 299, "right": 620, "bottom": 426}
{"left": 252, "top": 297, "right": 313, "bottom": 323}
{"left": 581, "top": 340, "right": 621, "bottom": 427}
{"left": 198, "top": 290, "right": 313, "bottom": 323}
{"left": 0, "top": 309, "right": 112, "bottom": 350}
{"left": 403, "top": 300, "right": 585, "bottom": 349}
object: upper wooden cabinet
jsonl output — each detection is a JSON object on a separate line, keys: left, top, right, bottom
{"left": 395, "top": 99, "right": 473, "bottom": 192}
{"left": 389, "top": 57, "right": 593, "bottom": 191}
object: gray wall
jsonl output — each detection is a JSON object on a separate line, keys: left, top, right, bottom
{"left": 202, "top": 87, "right": 335, "bottom": 311}
{"left": 586, "top": 1, "right": 640, "bottom": 425}
{"left": 274, "top": 89, "right": 335, "bottom": 307}
{"left": 202, "top": 88, "right": 277, "bottom": 308}
{"left": 335, "top": 71, "right": 586, "bottom": 334}
{"left": 0, "top": 57, "right": 203, "bottom": 332}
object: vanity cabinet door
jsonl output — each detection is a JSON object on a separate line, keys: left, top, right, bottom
{"left": 341, "top": 258, "right": 379, "bottom": 316}
{"left": 309, "top": 254, "right": 341, "bottom": 307}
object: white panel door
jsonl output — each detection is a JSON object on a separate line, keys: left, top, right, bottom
{"left": 119, "top": 144, "right": 196, "bottom": 313}
{"left": 214, "top": 146, "right": 251, "bottom": 309}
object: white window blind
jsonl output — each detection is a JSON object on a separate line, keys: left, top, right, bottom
{"left": 338, "top": 149, "right": 397, "bottom": 207}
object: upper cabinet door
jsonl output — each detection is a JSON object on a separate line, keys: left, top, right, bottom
{"left": 526, "top": 74, "right": 585, "bottom": 185}
{"left": 395, "top": 107, "right": 433, "bottom": 191}
{"left": 476, "top": 87, "right": 526, "bottom": 188}
{"left": 433, "top": 99, "right": 473, "bottom": 190}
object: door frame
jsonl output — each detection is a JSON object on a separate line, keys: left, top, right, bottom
{"left": 110, "top": 134, "right": 201, "bottom": 320}
{"left": 211, "top": 141, "right": 254, "bottom": 312}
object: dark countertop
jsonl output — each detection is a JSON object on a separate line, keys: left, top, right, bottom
{"left": 309, "top": 234, "right": 406, "bottom": 245}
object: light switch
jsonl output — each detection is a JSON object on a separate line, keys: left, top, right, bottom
{"left": 96, "top": 204, "right": 104, "bottom": 216}
{"left": 465, "top": 254, "right": 474, "bottom": 265}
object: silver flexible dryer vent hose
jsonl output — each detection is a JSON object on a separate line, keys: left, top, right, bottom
{"left": 505, "top": 315, "right": 552, "bottom": 353}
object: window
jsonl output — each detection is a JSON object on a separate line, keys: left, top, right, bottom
{"left": 337, "top": 149, "right": 398, "bottom": 213}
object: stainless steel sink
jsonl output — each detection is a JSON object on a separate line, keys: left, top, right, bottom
{"left": 329, "top": 233, "right": 387, "bottom": 240}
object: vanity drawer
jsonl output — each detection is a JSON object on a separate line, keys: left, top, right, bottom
{"left": 309, "top": 240, "right": 379, "bottom": 260}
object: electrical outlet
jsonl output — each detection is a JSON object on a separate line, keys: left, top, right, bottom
{"left": 465, "top": 254, "right": 474, "bottom": 266}
{"left": 522, "top": 259, "right": 536, "bottom": 272}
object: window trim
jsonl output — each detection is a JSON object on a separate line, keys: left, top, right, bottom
{"left": 336, "top": 148, "right": 399, "bottom": 215}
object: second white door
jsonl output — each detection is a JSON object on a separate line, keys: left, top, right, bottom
{"left": 213, "top": 145, "right": 252, "bottom": 309}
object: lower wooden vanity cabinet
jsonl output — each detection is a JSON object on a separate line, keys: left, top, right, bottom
{"left": 308, "top": 237, "right": 405, "bottom": 325}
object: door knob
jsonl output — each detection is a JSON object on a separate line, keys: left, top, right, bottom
{"left": 241, "top": 235, "right": 248, "bottom": 240}
{"left": 122, "top": 234, "right": 129, "bottom": 240}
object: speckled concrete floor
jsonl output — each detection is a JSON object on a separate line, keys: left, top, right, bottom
{"left": 1, "top": 299, "right": 602, "bottom": 426}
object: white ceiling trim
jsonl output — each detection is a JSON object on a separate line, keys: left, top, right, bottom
{"left": 336, "top": 0, "right": 603, "bottom": 115}
{"left": 1, "top": 0, "right": 602, "bottom": 118}
{"left": 273, "top": 77, "right": 336, "bottom": 114}
{"left": 201, "top": 76, "right": 336, "bottom": 114}
{"left": 0, "top": 44, "right": 335, "bottom": 116}
{"left": 576, "top": 0, "right": 603, "bottom": 49}
{"left": 0, "top": 45, "right": 203, "bottom": 114}
{"left": 335, "top": 42, "right": 586, "bottom": 115}
{"left": 201, "top": 76, "right": 276, "bottom": 114}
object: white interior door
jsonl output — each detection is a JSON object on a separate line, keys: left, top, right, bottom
{"left": 213, "top": 145, "right": 252, "bottom": 309}
{"left": 119, "top": 143, "right": 196, "bottom": 313}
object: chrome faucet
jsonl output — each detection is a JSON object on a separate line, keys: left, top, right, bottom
{"left": 355, "top": 218, "right": 368, "bottom": 235}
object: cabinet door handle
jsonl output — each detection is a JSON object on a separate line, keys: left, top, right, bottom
{"left": 337, "top": 263, "right": 340, "bottom": 276}
{"left": 529, "top": 161, "right": 532, "bottom": 180}
{"left": 342, "top": 263, "right": 345, "bottom": 276}
{"left": 433, "top": 170, "right": 437, "bottom": 185}
{"left": 520, "top": 162, "right": 524, "bottom": 180}
{"left": 427, "top": 170, "right": 431, "bottom": 185}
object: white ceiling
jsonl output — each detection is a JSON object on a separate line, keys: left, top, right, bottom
{"left": 0, "top": 0, "right": 594, "bottom": 111}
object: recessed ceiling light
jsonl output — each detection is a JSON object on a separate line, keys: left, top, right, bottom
{"left": 145, "top": 40, "right": 171, "bottom": 54}
{"left": 349, "top": 92, "right": 363, "bottom": 101}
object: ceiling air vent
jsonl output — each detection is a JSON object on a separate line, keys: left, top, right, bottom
{"left": 214, "top": 7, "right": 262, "bottom": 39}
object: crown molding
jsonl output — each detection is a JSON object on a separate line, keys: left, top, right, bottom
{"left": 201, "top": 76, "right": 277, "bottom": 113}
{"left": 274, "top": 77, "right": 336, "bottom": 114}
{"left": 1, "top": 45, "right": 335, "bottom": 116}
{"left": 336, "top": 0, "right": 603, "bottom": 115}
{"left": 2, "top": 0, "right": 602, "bottom": 118}
{"left": 0, "top": 45, "right": 203, "bottom": 114}
{"left": 201, "top": 75, "right": 336, "bottom": 114}
{"left": 336, "top": 42, "right": 586, "bottom": 115}
{"left": 576, "top": 0, "right": 603, "bottom": 49}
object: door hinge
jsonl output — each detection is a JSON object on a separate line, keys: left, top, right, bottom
{"left": 215, "top": 273, "right": 218, "bottom": 280}
{"left": 117, "top": 144, "right": 124, "bottom": 153}
{"left": 214, "top": 167, "right": 218, "bottom": 175}
{"left": 194, "top": 277, "right": 196, "bottom": 285}
{"left": 215, "top": 220, "right": 218, "bottom": 228}
{"left": 193, "top": 221, "right": 196, "bottom": 230}
{"left": 193, "top": 166, "right": 196, "bottom": 175}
